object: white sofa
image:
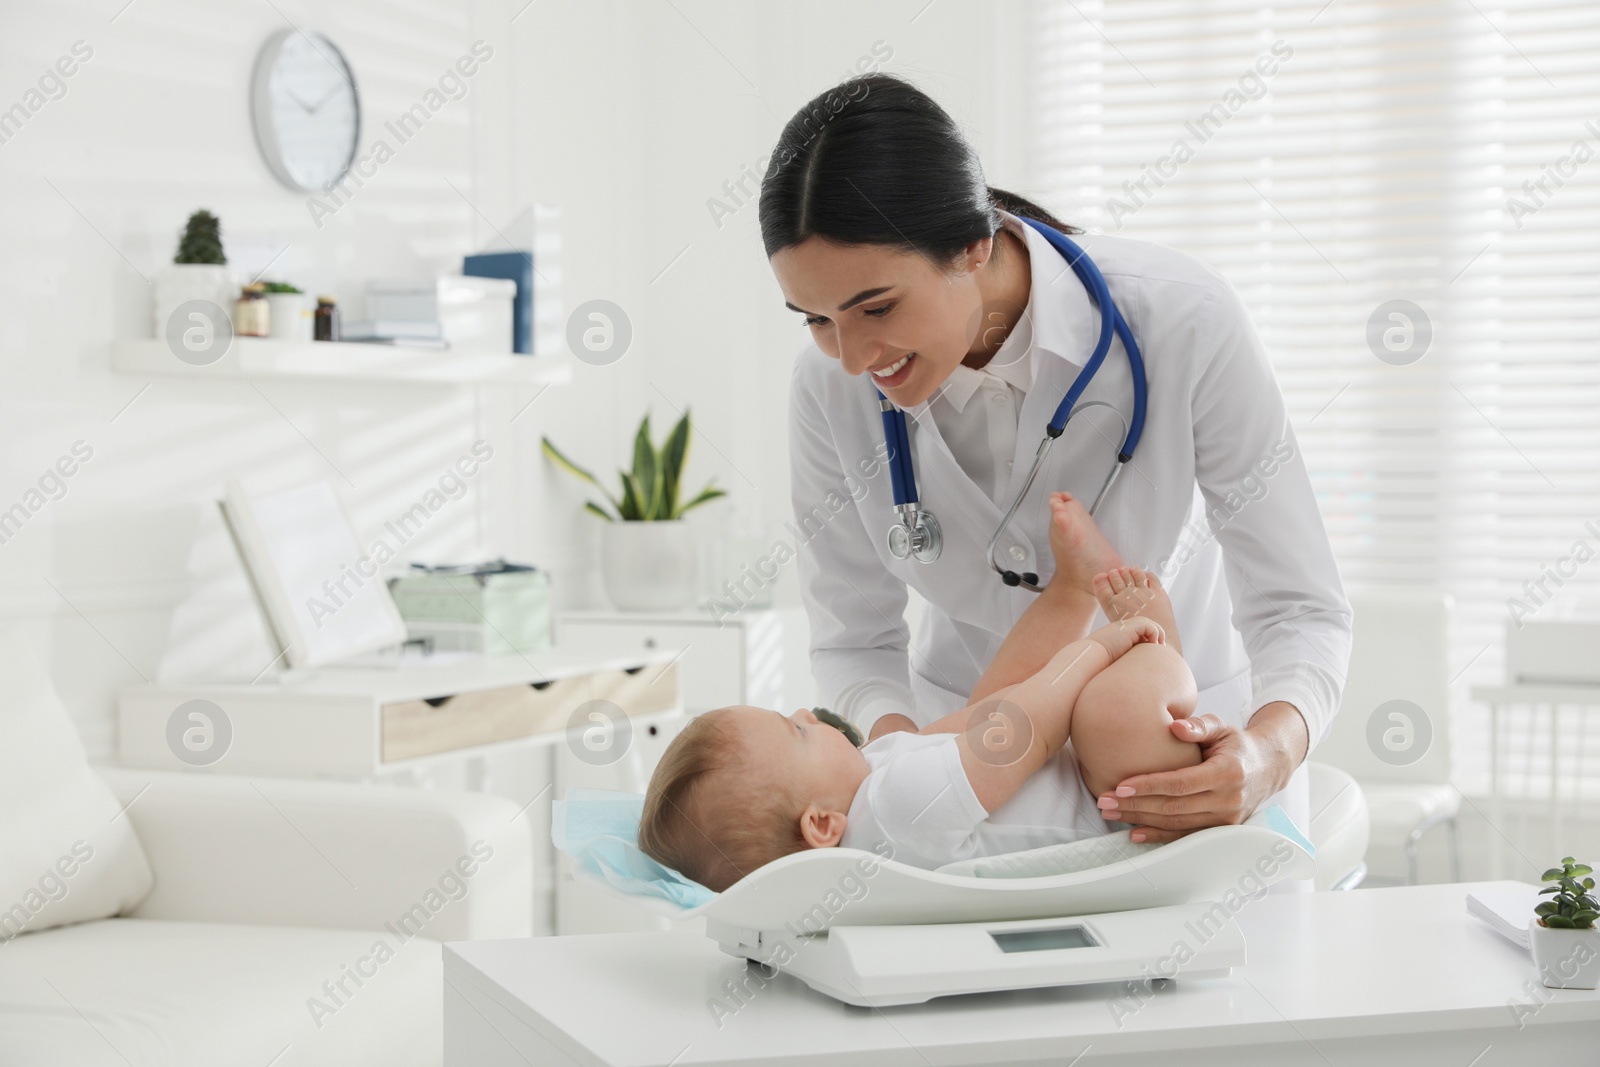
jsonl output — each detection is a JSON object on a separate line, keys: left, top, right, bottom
{"left": 0, "top": 767, "right": 534, "bottom": 1067}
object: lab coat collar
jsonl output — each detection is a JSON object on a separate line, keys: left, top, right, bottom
{"left": 913, "top": 210, "right": 1091, "bottom": 420}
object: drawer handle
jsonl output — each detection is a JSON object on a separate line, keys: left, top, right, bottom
{"left": 623, "top": 665, "right": 644, "bottom": 675}
{"left": 529, "top": 680, "right": 553, "bottom": 691}
{"left": 423, "top": 694, "right": 454, "bottom": 708}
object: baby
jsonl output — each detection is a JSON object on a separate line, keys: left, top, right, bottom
{"left": 638, "top": 492, "right": 1200, "bottom": 891}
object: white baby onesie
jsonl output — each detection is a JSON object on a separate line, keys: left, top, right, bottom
{"left": 837, "top": 730, "right": 1110, "bottom": 870}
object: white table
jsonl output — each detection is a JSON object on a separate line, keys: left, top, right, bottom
{"left": 443, "top": 881, "right": 1600, "bottom": 1066}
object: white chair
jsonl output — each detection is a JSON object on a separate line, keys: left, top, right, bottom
{"left": 1307, "top": 761, "right": 1370, "bottom": 890}
{"left": 0, "top": 768, "right": 534, "bottom": 1067}
{"left": 1315, "top": 589, "right": 1462, "bottom": 884}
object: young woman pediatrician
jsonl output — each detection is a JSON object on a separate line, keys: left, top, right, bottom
{"left": 764, "top": 74, "right": 1352, "bottom": 844}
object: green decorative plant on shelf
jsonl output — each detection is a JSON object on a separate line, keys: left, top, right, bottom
{"left": 174, "top": 209, "right": 226, "bottom": 265}
{"left": 261, "top": 281, "right": 302, "bottom": 294}
{"left": 542, "top": 410, "right": 725, "bottom": 521}
{"left": 1536, "top": 857, "right": 1598, "bottom": 929}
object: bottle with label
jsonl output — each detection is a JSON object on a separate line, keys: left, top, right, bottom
{"left": 314, "top": 296, "right": 340, "bottom": 342}
{"left": 235, "top": 284, "right": 270, "bottom": 337}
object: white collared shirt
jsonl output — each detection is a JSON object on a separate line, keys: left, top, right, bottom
{"left": 928, "top": 229, "right": 1035, "bottom": 506}
{"left": 787, "top": 210, "right": 1353, "bottom": 833}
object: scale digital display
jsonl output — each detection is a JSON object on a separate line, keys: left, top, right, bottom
{"left": 990, "top": 925, "right": 1099, "bottom": 953}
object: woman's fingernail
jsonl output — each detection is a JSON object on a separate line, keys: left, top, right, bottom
{"left": 1115, "top": 785, "right": 1136, "bottom": 798}
{"left": 1104, "top": 810, "right": 1120, "bottom": 820}
{"left": 1130, "top": 832, "right": 1146, "bottom": 843}
{"left": 1097, "top": 796, "right": 1117, "bottom": 809}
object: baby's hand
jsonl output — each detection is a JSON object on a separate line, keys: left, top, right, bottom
{"left": 1087, "top": 615, "right": 1164, "bottom": 662}
{"left": 868, "top": 712, "right": 919, "bottom": 742}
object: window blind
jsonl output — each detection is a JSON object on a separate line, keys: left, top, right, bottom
{"left": 1027, "top": 0, "right": 1600, "bottom": 794}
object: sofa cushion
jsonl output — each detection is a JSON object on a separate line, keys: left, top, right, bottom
{"left": 0, "top": 626, "right": 153, "bottom": 940}
{"left": 0, "top": 918, "right": 443, "bottom": 1067}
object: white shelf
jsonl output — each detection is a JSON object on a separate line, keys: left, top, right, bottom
{"left": 111, "top": 337, "right": 572, "bottom": 387}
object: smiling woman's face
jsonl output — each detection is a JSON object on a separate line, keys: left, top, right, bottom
{"left": 771, "top": 235, "right": 992, "bottom": 409}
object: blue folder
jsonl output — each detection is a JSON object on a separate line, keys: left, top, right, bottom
{"left": 463, "top": 251, "right": 534, "bottom": 354}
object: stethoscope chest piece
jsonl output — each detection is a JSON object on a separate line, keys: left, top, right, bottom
{"left": 887, "top": 504, "right": 942, "bottom": 564}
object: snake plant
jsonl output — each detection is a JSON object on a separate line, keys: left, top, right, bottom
{"left": 542, "top": 410, "right": 725, "bottom": 521}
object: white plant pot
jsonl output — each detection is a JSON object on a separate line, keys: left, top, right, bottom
{"left": 266, "top": 292, "right": 314, "bottom": 342}
{"left": 1528, "top": 918, "right": 1600, "bottom": 989}
{"left": 601, "top": 520, "right": 699, "bottom": 612}
{"left": 153, "top": 264, "right": 237, "bottom": 339}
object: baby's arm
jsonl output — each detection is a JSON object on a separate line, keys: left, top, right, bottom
{"left": 919, "top": 617, "right": 1163, "bottom": 813}
{"left": 969, "top": 493, "right": 1125, "bottom": 704}
{"left": 968, "top": 580, "right": 1099, "bottom": 705}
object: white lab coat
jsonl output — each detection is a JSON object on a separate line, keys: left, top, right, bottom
{"left": 787, "top": 217, "right": 1353, "bottom": 833}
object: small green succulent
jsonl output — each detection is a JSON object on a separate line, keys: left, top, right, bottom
{"left": 1537, "top": 857, "right": 1598, "bottom": 929}
{"left": 813, "top": 707, "right": 863, "bottom": 748}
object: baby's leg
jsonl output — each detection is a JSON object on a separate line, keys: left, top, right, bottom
{"left": 1069, "top": 641, "right": 1201, "bottom": 800}
{"left": 969, "top": 492, "right": 1122, "bottom": 703}
{"left": 1092, "top": 566, "right": 1183, "bottom": 656}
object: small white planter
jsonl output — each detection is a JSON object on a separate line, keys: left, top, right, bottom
{"left": 266, "top": 292, "right": 314, "bottom": 341}
{"left": 601, "top": 520, "right": 698, "bottom": 611}
{"left": 1528, "top": 918, "right": 1600, "bottom": 989}
{"left": 153, "top": 264, "right": 237, "bottom": 339}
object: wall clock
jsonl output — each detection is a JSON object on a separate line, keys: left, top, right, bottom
{"left": 250, "top": 29, "right": 360, "bottom": 192}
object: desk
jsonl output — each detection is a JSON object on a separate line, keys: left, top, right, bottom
{"left": 118, "top": 647, "right": 682, "bottom": 782}
{"left": 443, "top": 882, "right": 1600, "bottom": 1066}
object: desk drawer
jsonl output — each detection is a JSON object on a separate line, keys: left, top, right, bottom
{"left": 381, "top": 664, "right": 677, "bottom": 762}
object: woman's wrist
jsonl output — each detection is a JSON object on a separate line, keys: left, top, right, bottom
{"left": 1245, "top": 700, "right": 1310, "bottom": 794}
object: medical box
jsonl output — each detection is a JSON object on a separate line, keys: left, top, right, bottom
{"left": 387, "top": 561, "right": 551, "bottom": 656}
{"left": 366, "top": 276, "right": 515, "bottom": 354}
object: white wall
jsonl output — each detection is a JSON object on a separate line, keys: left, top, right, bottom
{"left": 0, "top": 0, "right": 1030, "bottom": 757}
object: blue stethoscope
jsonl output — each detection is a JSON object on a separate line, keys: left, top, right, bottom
{"left": 878, "top": 216, "right": 1148, "bottom": 592}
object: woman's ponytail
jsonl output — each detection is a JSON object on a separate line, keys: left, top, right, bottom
{"left": 986, "top": 187, "right": 1081, "bottom": 236}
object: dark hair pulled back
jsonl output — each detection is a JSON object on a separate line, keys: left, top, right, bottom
{"left": 758, "top": 73, "right": 1080, "bottom": 263}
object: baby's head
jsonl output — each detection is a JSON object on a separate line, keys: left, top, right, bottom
{"left": 638, "top": 706, "right": 869, "bottom": 892}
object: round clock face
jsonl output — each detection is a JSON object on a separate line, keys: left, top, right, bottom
{"left": 251, "top": 29, "right": 360, "bottom": 192}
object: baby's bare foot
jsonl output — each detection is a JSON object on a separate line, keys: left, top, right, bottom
{"left": 1046, "top": 492, "right": 1122, "bottom": 596}
{"left": 1092, "top": 566, "right": 1183, "bottom": 656}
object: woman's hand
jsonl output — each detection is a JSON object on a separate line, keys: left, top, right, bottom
{"left": 1085, "top": 615, "right": 1164, "bottom": 662}
{"left": 1096, "top": 701, "right": 1309, "bottom": 844}
{"left": 867, "top": 712, "right": 920, "bottom": 742}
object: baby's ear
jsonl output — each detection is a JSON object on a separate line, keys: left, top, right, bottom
{"left": 798, "top": 806, "right": 848, "bottom": 849}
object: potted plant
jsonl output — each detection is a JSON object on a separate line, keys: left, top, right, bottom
{"left": 262, "top": 281, "right": 313, "bottom": 342}
{"left": 1529, "top": 856, "right": 1600, "bottom": 988}
{"left": 542, "top": 411, "right": 725, "bottom": 611}
{"left": 153, "top": 209, "right": 237, "bottom": 339}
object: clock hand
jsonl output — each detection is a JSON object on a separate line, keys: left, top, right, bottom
{"left": 305, "top": 83, "right": 343, "bottom": 114}
{"left": 285, "top": 84, "right": 343, "bottom": 115}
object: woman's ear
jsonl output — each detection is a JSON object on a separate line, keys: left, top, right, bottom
{"left": 957, "top": 235, "right": 994, "bottom": 275}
